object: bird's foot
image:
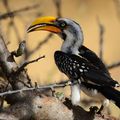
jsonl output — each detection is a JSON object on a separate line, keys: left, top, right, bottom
{"left": 89, "top": 106, "right": 105, "bottom": 118}
{"left": 89, "top": 106, "right": 99, "bottom": 113}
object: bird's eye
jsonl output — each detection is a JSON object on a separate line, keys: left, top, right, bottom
{"left": 59, "top": 21, "right": 67, "bottom": 28}
{"left": 61, "top": 23, "right": 66, "bottom": 27}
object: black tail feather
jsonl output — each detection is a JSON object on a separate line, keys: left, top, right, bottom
{"left": 100, "top": 86, "right": 120, "bottom": 108}
{"left": 82, "top": 82, "right": 120, "bottom": 108}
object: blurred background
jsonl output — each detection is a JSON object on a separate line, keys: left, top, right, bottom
{"left": 0, "top": 0, "right": 120, "bottom": 118}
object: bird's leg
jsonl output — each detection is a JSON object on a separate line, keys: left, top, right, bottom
{"left": 70, "top": 79, "right": 81, "bottom": 105}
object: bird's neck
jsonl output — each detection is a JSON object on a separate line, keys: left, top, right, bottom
{"left": 61, "top": 32, "right": 83, "bottom": 55}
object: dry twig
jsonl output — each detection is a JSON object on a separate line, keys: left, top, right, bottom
{"left": 0, "top": 80, "right": 71, "bottom": 97}
{"left": 0, "top": 3, "right": 40, "bottom": 20}
{"left": 97, "top": 17, "right": 105, "bottom": 60}
{"left": 16, "top": 55, "right": 45, "bottom": 74}
{"left": 53, "top": 0, "right": 62, "bottom": 17}
{"left": 107, "top": 61, "right": 120, "bottom": 69}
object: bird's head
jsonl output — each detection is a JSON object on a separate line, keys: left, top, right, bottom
{"left": 27, "top": 16, "right": 83, "bottom": 42}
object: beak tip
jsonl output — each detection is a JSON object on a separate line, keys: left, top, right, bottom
{"left": 27, "top": 26, "right": 32, "bottom": 33}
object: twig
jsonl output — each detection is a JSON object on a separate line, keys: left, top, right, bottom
{"left": 3, "top": 0, "right": 21, "bottom": 43}
{"left": 53, "top": 0, "right": 62, "bottom": 17}
{"left": 113, "top": 0, "right": 120, "bottom": 19}
{"left": 16, "top": 55, "right": 45, "bottom": 74}
{"left": 0, "top": 4, "right": 40, "bottom": 20}
{"left": 107, "top": 61, "right": 120, "bottom": 69}
{"left": 24, "top": 69, "right": 33, "bottom": 87}
{"left": 17, "top": 79, "right": 31, "bottom": 88}
{"left": 0, "top": 80, "right": 74, "bottom": 97}
{"left": 97, "top": 17, "right": 105, "bottom": 60}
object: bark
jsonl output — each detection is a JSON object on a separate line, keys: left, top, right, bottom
{"left": 0, "top": 35, "right": 31, "bottom": 104}
{"left": 0, "top": 96, "right": 118, "bottom": 120}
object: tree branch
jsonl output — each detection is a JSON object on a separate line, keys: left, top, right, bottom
{"left": 0, "top": 3, "right": 40, "bottom": 20}
{"left": 16, "top": 55, "right": 45, "bottom": 74}
{"left": 0, "top": 80, "right": 70, "bottom": 97}
{"left": 107, "top": 61, "right": 120, "bottom": 69}
{"left": 0, "top": 34, "right": 31, "bottom": 104}
{"left": 53, "top": 0, "right": 62, "bottom": 17}
{"left": 97, "top": 17, "right": 105, "bottom": 60}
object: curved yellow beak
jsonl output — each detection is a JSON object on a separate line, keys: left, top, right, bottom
{"left": 27, "top": 16, "right": 61, "bottom": 33}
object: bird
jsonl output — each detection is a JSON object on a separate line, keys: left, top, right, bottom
{"left": 27, "top": 16, "right": 120, "bottom": 113}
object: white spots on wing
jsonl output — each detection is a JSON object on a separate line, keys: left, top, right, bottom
{"left": 55, "top": 53, "right": 91, "bottom": 79}
{"left": 81, "top": 66, "right": 85, "bottom": 68}
{"left": 70, "top": 67, "right": 72, "bottom": 70}
{"left": 73, "top": 65, "right": 76, "bottom": 69}
{"left": 84, "top": 69, "right": 87, "bottom": 72}
{"left": 82, "top": 63, "right": 85, "bottom": 65}
{"left": 87, "top": 67, "right": 89, "bottom": 70}
{"left": 73, "top": 63, "right": 76, "bottom": 66}
{"left": 79, "top": 69, "right": 83, "bottom": 72}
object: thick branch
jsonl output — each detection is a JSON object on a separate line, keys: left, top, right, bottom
{"left": 0, "top": 35, "right": 31, "bottom": 103}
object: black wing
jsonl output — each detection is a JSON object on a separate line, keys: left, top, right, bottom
{"left": 54, "top": 51, "right": 118, "bottom": 87}
{"left": 79, "top": 45, "right": 110, "bottom": 75}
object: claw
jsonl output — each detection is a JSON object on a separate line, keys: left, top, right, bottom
{"left": 89, "top": 106, "right": 99, "bottom": 113}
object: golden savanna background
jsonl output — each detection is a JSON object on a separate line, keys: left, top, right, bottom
{"left": 0, "top": 0, "right": 120, "bottom": 118}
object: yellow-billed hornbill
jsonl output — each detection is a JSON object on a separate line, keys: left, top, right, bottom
{"left": 27, "top": 16, "right": 120, "bottom": 112}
